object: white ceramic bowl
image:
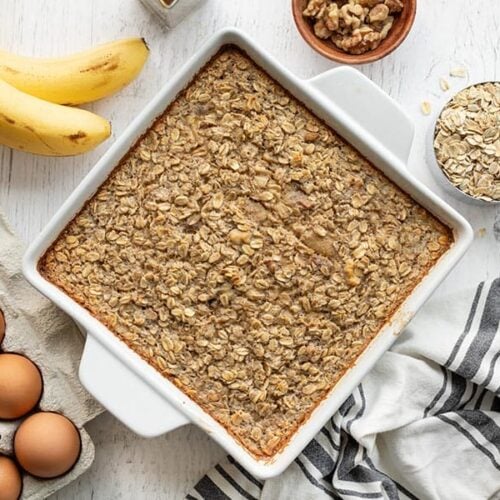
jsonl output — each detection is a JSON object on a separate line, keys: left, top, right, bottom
{"left": 23, "top": 28, "right": 473, "bottom": 479}
{"left": 426, "top": 81, "right": 500, "bottom": 206}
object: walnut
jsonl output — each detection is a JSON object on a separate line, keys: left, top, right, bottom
{"left": 339, "top": 3, "right": 365, "bottom": 29}
{"left": 385, "top": 0, "right": 403, "bottom": 13}
{"left": 314, "top": 19, "right": 333, "bottom": 38}
{"left": 357, "top": 30, "right": 382, "bottom": 53}
{"left": 380, "top": 15, "right": 394, "bottom": 38}
{"left": 303, "top": 0, "right": 328, "bottom": 17}
{"left": 334, "top": 27, "right": 382, "bottom": 54}
{"left": 368, "top": 3, "right": 389, "bottom": 22}
{"left": 332, "top": 31, "right": 362, "bottom": 51}
{"left": 324, "top": 3, "right": 340, "bottom": 31}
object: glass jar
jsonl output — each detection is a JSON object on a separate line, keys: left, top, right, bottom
{"left": 139, "top": 0, "right": 205, "bottom": 28}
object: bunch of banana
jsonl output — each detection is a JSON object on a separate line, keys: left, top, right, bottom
{"left": 0, "top": 38, "right": 149, "bottom": 156}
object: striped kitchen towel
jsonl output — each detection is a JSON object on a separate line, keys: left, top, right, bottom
{"left": 188, "top": 278, "right": 500, "bottom": 500}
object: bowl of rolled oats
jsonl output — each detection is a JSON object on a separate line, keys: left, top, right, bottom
{"left": 292, "top": 0, "right": 416, "bottom": 64}
{"left": 430, "top": 82, "right": 500, "bottom": 205}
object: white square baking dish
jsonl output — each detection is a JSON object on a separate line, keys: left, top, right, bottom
{"left": 23, "top": 28, "right": 473, "bottom": 479}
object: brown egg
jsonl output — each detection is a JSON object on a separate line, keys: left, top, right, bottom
{"left": 14, "top": 412, "right": 81, "bottom": 478}
{"left": 0, "top": 309, "right": 5, "bottom": 346}
{"left": 0, "top": 354, "right": 43, "bottom": 419}
{"left": 0, "top": 455, "right": 22, "bottom": 500}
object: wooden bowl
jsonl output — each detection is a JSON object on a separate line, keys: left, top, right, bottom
{"left": 292, "top": 0, "right": 417, "bottom": 64}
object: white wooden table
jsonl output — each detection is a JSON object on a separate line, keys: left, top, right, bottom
{"left": 1, "top": 0, "right": 499, "bottom": 498}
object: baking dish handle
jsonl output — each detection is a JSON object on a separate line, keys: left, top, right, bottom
{"left": 79, "top": 334, "right": 189, "bottom": 437}
{"left": 307, "top": 67, "right": 414, "bottom": 165}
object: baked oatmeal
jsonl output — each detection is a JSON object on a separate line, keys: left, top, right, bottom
{"left": 40, "top": 46, "right": 452, "bottom": 458}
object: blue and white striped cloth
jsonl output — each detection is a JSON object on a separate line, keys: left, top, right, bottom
{"left": 188, "top": 278, "right": 500, "bottom": 500}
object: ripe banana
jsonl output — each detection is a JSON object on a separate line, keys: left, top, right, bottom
{"left": 0, "top": 38, "right": 149, "bottom": 105}
{"left": 0, "top": 78, "right": 111, "bottom": 156}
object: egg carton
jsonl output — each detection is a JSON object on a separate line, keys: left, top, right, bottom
{"left": 0, "top": 210, "right": 103, "bottom": 500}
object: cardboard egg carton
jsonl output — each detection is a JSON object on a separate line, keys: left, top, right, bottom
{"left": 0, "top": 211, "right": 103, "bottom": 500}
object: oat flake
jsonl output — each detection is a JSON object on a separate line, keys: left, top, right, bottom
{"left": 421, "top": 101, "right": 432, "bottom": 115}
{"left": 450, "top": 66, "right": 467, "bottom": 78}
